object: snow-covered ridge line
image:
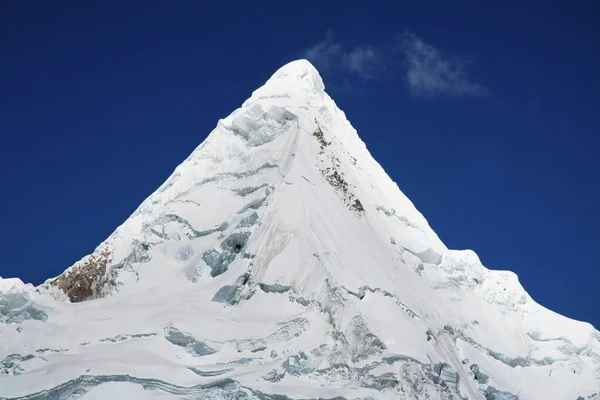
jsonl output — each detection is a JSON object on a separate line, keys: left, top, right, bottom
{"left": 1, "top": 59, "right": 598, "bottom": 399}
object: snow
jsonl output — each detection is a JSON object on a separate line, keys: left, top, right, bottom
{"left": 1, "top": 59, "right": 599, "bottom": 399}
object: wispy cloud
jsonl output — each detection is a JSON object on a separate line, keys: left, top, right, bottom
{"left": 342, "top": 46, "right": 382, "bottom": 79}
{"left": 400, "top": 32, "right": 488, "bottom": 98}
{"left": 303, "top": 32, "right": 382, "bottom": 80}
{"left": 302, "top": 30, "right": 488, "bottom": 98}
{"left": 303, "top": 30, "right": 342, "bottom": 72}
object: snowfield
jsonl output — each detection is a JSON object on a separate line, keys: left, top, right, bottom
{"left": 1, "top": 60, "right": 599, "bottom": 399}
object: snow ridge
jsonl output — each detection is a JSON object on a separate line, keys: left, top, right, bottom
{"left": 0, "top": 60, "right": 598, "bottom": 399}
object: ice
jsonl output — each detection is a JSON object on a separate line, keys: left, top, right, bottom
{"left": 267, "top": 318, "right": 308, "bottom": 341}
{"left": 203, "top": 231, "right": 251, "bottom": 277}
{"left": 259, "top": 283, "right": 291, "bottom": 293}
{"left": 165, "top": 327, "right": 217, "bottom": 357}
{"left": 415, "top": 248, "right": 442, "bottom": 265}
{"left": 263, "top": 369, "right": 285, "bottom": 383}
{"left": 434, "top": 363, "right": 462, "bottom": 399}
{"left": 283, "top": 351, "right": 313, "bottom": 376}
{"left": 224, "top": 357, "right": 260, "bottom": 365}
{"left": 1, "top": 59, "right": 598, "bottom": 399}
{"left": 15, "top": 375, "right": 286, "bottom": 400}
{"left": 0, "top": 354, "right": 36, "bottom": 376}
{"left": 484, "top": 386, "right": 520, "bottom": 400}
{"left": 469, "top": 364, "right": 489, "bottom": 385}
{"left": 238, "top": 212, "right": 259, "bottom": 228}
{"left": 99, "top": 333, "right": 156, "bottom": 343}
{"left": 0, "top": 278, "right": 47, "bottom": 324}
{"left": 232, "top": 184, "right": 268, "bottom": 197}
{"left": 187, "top": 367, "right": 232, "bottom": 377}
{"left": 80, "top": 382, "right": 158, "bottom": 400}
{"left": 212, "top": 273, "right": 252, "bottom": 305}
{"left": 360, "top": 373, "right": 399, "bottom": 390}
{"left": 211, "top": 285, "right": 240, "bottom": 305}
{"left": 0, "top": 292, "right": 47, "bottom": 324}
{"left": 345, "top": 316, "right": 387, "bottom": 362}
{"left": 228, "top": 103, "right": 297, "bottom": 147}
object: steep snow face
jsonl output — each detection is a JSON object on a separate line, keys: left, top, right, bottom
{"left": 1, "top": 60, "right": 599, "bottom": 399}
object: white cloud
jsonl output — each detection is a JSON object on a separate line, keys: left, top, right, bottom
{"left": 401, "top": 32, "right": 488, "bottom": 98}
{"left": 303, "top": 30, "right": 342, "bottom": 72}
{"left": 303, "top": 32, "right": 382, "bottom": 80}
{"left": 342, "top": 46, "right": 382, "bottom": 79}
{"left": 303, "top": 30, "right": 488, "bottom": 98}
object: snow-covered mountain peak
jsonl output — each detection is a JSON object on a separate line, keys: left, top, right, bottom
{"left": 240, "top": 59, "right": 325, "bottom": 126}
{"left": 262, "top": 59, "right": 325, "bottom": 95}
{"left": 1, "top": 60, "right": 599, "bottom": 399}
{"left": 270, "top": 58, "right": 320, "bottom": 78}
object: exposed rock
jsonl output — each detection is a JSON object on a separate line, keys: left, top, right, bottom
{"left": 352, "top": 199, "right": 364, "bottom": 212}
{"left": 313, "top": 123, "right": 329, "bottom": 149}
{"left": 50, "top": 247, "right": 112, "bottom": 303}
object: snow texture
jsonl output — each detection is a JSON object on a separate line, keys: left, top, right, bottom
{"left": 1, "top": 59, "right": 599, "bottom": 399}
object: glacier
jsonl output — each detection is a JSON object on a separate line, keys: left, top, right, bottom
{"left": 0, "top": 60, "right": 598, "bottom": 399}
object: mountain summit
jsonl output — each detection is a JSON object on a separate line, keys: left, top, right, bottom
{"left": 1, "top": 60, "right": 598, "bottom": 399}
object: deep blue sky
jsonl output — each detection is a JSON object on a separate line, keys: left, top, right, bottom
{"left": 1, "top": 1, "right": 598, "bottom": 328}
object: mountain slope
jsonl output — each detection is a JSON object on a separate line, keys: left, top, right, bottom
{"left": 1, "top": 60, "right": 598, "bottom": 400}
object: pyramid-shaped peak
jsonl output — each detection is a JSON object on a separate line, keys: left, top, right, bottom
{"left": 5, "top": 57, "right": 598, "bottom": 400}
